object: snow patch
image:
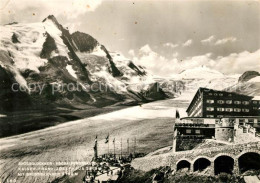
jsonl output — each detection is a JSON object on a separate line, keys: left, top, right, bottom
{"left": 94, "top": 70, "right": 127, "bottom": 93}
{"left": 43, "top": 19, "right": 69, "bottom": 58}
{"left": 178, "top": 66, "right": 224, "bottom": 79}
{"left": 0, "top": 23, "right": 47, "bottom": 72}
{"left": 91, "top": 45, "right": 106, "bottom": 57}
{"left": 66, "top": 64, "right": 77, "bottom": 79}
{"left": 252, "top": 96, "right": 260, "bottom": 100}
{"left": 0, "top": 114, "right": 7, "bottom": 118}
{"left": 92, "top": 100, "right": 187, "bottom": 121}
{"left": 248, "top": 76, "right": 260, "bottom": 83}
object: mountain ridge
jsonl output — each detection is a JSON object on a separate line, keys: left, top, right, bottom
{"left": 0, "top": 15, "right": 168, "bottom": 112}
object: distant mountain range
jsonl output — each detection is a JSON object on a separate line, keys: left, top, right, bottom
{"left": 155, "top": 66, "right": 260, "bottom": 100}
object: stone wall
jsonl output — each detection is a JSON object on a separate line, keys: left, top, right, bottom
{"left": 131, "top": 153, "right": 170, "bottom": 172}
{"left": 215, "top": 127, "right": 234, "bottom": 142}
{"left": 131, "top": 141, "right": 260, "bottom": 174}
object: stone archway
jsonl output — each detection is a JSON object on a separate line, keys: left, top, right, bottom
{"left": 193, "top": 157, "right": 211, "bottom": 172}
{"left": 238, "top": 152, "right": 260, "bottom": 174}
{"left": 214, "top": 155, "right": 234, "bottom": 175}
{"left": 176, "top": 160, "right": 191, "bottom": 171}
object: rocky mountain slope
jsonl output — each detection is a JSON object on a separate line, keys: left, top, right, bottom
{"left": 225, "top": 71, "right": 260, "bottom": 96}
{"left": 0, "top": 15, "right": 167, "bottom": 112}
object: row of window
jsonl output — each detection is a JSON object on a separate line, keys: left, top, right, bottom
{"left": 208, "top": 93, "right": 225, "bottom": 96}
{"left": 216, "top": 129, "right": 233, "bottom": 132}
{"left": 239, "top": 119, "right": 260, "bottom": 123}
{"left": 186, "top": 129, "right": 200, "bottom": 134}
{"left": 206, "top": 100, "right": 250, "bottom": 105}
{"left": 206, "top": 107, "right": 250, "bottom": 112}
{"left": 253, "top": 101, "right": 260, "bottom": 105}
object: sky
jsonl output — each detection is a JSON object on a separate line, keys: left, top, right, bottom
{"left": 0, "top": 0, "right": 260, "bottom": 77}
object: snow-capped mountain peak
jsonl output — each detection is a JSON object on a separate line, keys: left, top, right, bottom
{"left": 178, "top": 66, "right": 224, "bottom": 79}
{"left": 0, "top": 15, "right": 168, "bottom": 111}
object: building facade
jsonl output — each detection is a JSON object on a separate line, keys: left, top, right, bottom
{"left": 186, "top": 88, "right": 260, "bottom": 118}
{"left": 173, "top": 88, "right": 260, "bottom": 152}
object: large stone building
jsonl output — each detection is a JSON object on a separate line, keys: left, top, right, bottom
{"left": 186, "top": 88, "right": 260, "bottom": 118}
{"left": 173, "top": 88, "right": 260, "bottom": 152}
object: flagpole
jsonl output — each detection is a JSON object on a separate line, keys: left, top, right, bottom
{"left": 113, "top": 138, "right": 115, "bottom": 158}
{"left": 120, "top": 138, "right": 122, "bottom": 158}
{"left": 127, "top": 138, "right": 129, "bottom": 155}
{"left": 134, "top": 137, "right": 136, "bottom": 157}
{"left": 94, "top": 135, "right": 98, "bottom": 160}
{"left": 108, "top": 135, "right": 109, "bottom": 155}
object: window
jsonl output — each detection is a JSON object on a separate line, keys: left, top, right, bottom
{"left": 219, "top": 93, "right": 223, "bottom": 96}
{"left": 195, "top": 130, "right": 200, "bottom": 134}
{"left": 226, "top": 100, "right": 232, "bottom": 104}
{"left": 253, "top": 107, "right": 258, "bottom": 110}
{"left": 206, "top": 100, "right": 214, "bottom": 104}
{"left": 225, "top": 108, "right": 233, "bottom": 112}
{"left": 217, "top": 108, "right": 225, "bottom": 112}
{"left": 198, "top": 119, "right": 203, "bottom": 123}
{"left": 217, "top": 115, "right": 224, "bottom": 118}
{"left": 217, "top": 100, "right": 225, "bottom": 104}
{"left": 206, "top": 115, "right": 214, "bottom": 118}
{"left": 206, "top": 107, "right": 214, "bottom": 111}
{"left": 242, "top": 109, "right": 249, "bottom": 112}
{"left": 214, "top": 93, "right": 218, "bottom": 96}
{"left": 234, "top": 101, "right": 241, "bottom": 105}
{"left": 248, "top": 119, "right": 254, "bottom": 123}
{"left": 239, "top": 119, "right": 244, "bottom": 123}
{"left": 234, "top": 108, "right": 241, "bottom": 112}
{"left": 228, "top": 94, "right": 232, "bottom": 97}
{"left": 208, "top": 93, "right": 212, "bottom": 96}
{"left": 253, "top": 101, "right": 257, "bottom": 104}
{"left": 186, "top": 129, "right": 192, "bottom": 134}
{"left": 242, "top": 101, "right": 249, "bottom": 105}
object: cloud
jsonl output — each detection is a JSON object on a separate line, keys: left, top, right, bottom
{"left": 128, "top": 49, "right": 135, "bottom": 57}
{"left": 163, "top": 42, "right": 178, "bottom": 49}
{"left": 1, "top": 0, "right": 103, "bottom": 21}
{"left": 201, "top": 35, "right": 216, "bottom": 44}
{"left": 215, "top": 37, "right": 237, "bottom": 45}
{"left": 131, "top": 44, "right": 260, "bottom": 77}
{"left": 200, "top": 36, "right": 238, "bottom": 46}
{"left": 139, "top": 44, "right": 153, "bottom": 54}
{"left": 182, "top": 39, "right": 193, "bottom": 47}
{"left": 172, "top": 52, "right": 179, "bottom": 58}
{"left": 214, "top": 49, "right": 260, "bottom": 74}
{"left": 132, "top": 45, "right": 178, "bottom": 76}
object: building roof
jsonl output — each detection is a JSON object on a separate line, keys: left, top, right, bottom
{"left": 252, "top": 96, "right": 260, "bottom": 101}
{"left": 180, "top": 117, "right": 220, "bottom": 120}
{"left": 186, "top": 87, "right": 253, "bottom": 113}
{"left": 180, "top": 116, "right": 260, "bottom": 120}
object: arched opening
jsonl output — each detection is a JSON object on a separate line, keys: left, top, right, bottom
{"left": 214, "top": 155, "right": 234, "bottom": 175}
{"left": 194, "top": 158, "right": 211, "bottom": 172}
{"left": 177, "top": 160, "right": 191, "bottom": 171}
{"left": 238, "top": 152, "right": 260, "bottom": 174}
